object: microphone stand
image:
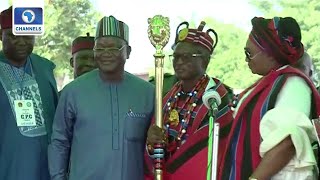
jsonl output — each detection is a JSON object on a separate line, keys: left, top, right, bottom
{"left": 206, "top": 106, "right": 220, "bottom": 180}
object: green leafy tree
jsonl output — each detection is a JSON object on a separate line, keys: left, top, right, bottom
{"left": 203, "top": 18, "right": 260, "bottom": 89}
{"left": 34, "top": 0, "right": 101, "bottom": 76}
{"left": 3, "top": 0, "right": 101, "bottom": 89}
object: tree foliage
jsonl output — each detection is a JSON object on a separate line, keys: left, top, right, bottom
{"left": 155, "top": 1, "right": 320, "bottom": 89}
{"left": 203, "top": 18, "right": 260, "bottom": 89}
{"left": 33, "top": 0, "right": 102, "bottom": 77}
{"left": 3, "top": 0, "right": 317, "bottom": 90}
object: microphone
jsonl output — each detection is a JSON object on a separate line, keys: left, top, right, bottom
{"left": 202, "top": 90, "right": 221, "bottom": 113}
{"left": 203, "top": 89, "right": 221, "bottom": 180}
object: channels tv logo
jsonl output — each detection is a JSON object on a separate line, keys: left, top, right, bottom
{"left": 13, "top": 7, "right": 44, "bottom": 35}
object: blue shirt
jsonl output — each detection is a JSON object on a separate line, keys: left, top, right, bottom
{"left": 48, "top": 70, "right": 154, "bottom": 180}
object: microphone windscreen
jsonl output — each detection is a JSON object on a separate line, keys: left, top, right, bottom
{"left": 202, "top": 90, "right": 221, "bottom": 109}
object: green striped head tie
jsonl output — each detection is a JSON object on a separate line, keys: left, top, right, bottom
{"left": 95, "top": 16, "right": 129, "bottom": 44}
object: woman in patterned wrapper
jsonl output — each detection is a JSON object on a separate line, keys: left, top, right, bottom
{"left": 218, "top": 16, "right": 320, "bottom": 180}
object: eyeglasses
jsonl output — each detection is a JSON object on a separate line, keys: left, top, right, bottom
{"left": 244, "top": 48, "right": 261, "bottom": 61}
{"left": 93, "top": 45, "right": 127, "bottom": 56}
{"left": 169, "top": 53, "right": 204, "bottom": 62}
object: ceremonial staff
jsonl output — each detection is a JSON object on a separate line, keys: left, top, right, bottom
{"left": 147, "top": 15, "right": 170, "bottom": 180}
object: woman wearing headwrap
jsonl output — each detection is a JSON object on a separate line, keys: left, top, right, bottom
{"left": 218, "top": 17, "right": 320, "bottom": 180}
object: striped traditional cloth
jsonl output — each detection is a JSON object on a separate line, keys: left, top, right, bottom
{"left": 218, "top": 66, "right": 320, "bottom": 180}
{"left": 95, "top": 16, "right": 129, "bottom": 43}
{"left": 250, "top": 16, "right": 304, "bottom": 65}
{"left": 144, "top": 76, "right": 234, "bottom": 180}
{"left": 172, "top": 21, "right": 218, "bottom": 53}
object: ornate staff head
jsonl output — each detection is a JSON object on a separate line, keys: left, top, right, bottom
{"left": 147, "top": 15, "right": 170, "bottom": 54}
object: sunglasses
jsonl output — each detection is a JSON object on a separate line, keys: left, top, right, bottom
{"left": 244, "top": 48, "right": 261, "bottom": 61}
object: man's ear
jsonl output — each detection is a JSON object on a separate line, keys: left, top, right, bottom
{"left": 70, "top": 57, "right": 74, "bottom": 68}
{"left": 126, "top": 45, "right": 132, "bottom": 59}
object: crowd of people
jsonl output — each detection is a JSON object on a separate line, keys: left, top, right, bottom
{"left": 1, "top": 5, "right": 320, "bottom": 180}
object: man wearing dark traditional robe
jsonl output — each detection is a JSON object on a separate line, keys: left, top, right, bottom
{"left": 0, "top": 6, "right": 58, "bottom": 180}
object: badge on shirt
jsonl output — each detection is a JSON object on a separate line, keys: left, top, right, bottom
{"left": 14, "top": 100, "right": 36, "bottom": 127}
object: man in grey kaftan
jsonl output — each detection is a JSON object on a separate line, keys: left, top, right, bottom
{"left": 48, "top": 16, "right": 154, "bottom": 180}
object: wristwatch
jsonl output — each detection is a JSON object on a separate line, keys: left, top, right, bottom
{"left": 248, "top": 177, "right": 258, "bottom": 180}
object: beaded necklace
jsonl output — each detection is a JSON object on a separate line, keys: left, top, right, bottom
{"left": 164, "top": 75, "right": 209, "bottom": 151}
